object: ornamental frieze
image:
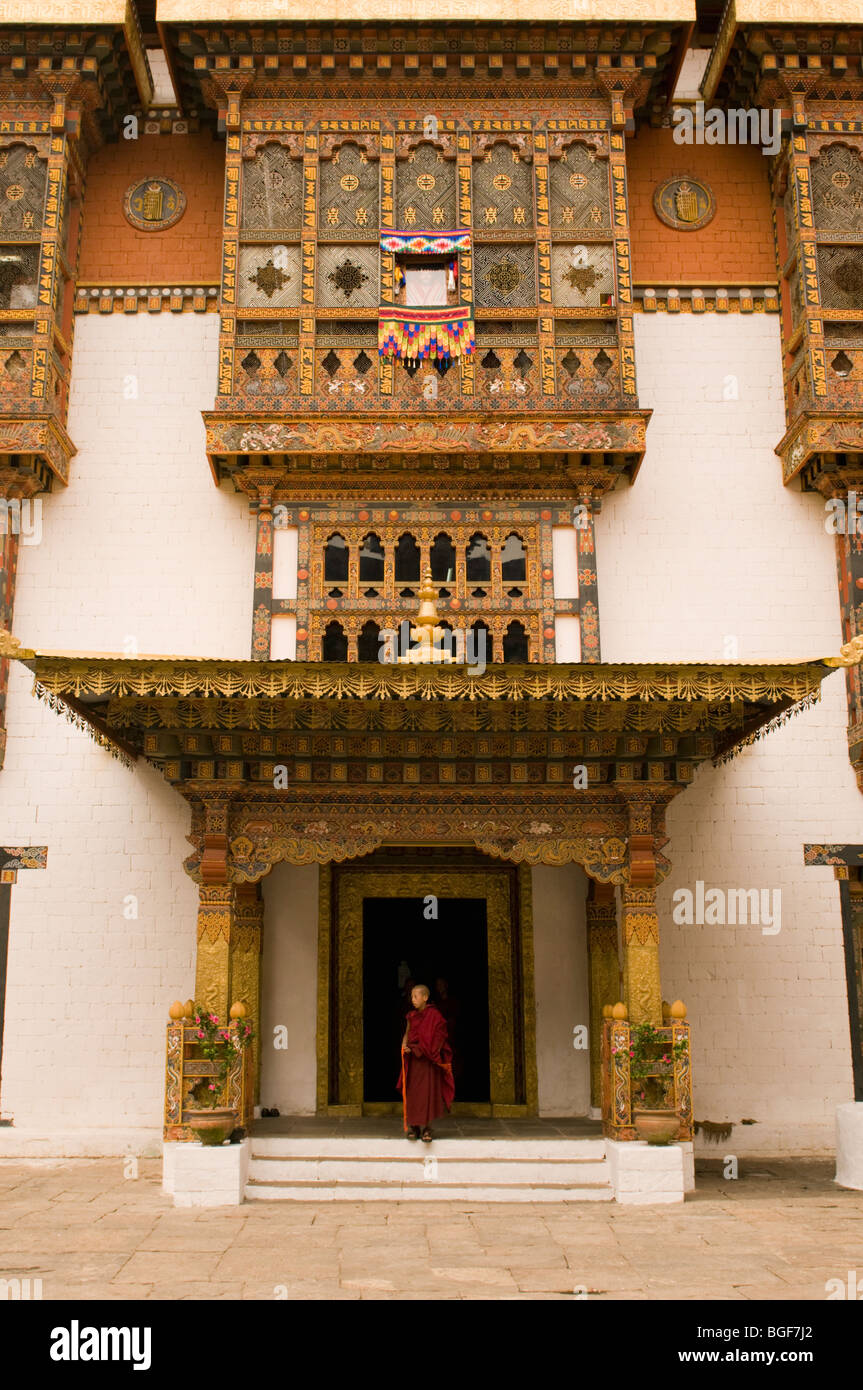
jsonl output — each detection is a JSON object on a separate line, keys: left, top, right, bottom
{"left": 206, "top": 412, "right": 649, "bottom": 457}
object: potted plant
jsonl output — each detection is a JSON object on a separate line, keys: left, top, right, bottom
{"left": 185, "top": 1006, "right": 255, "bottom": 1146}
{"left": 626, "top": 1023, "right": 688, "bottom": 1145}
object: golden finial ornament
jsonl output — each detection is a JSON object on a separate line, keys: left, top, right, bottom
{"left": 397, "top": 567, "right": 460, "bottom": 664}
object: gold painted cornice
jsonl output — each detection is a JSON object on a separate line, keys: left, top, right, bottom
{"left": 14, "top": 650, "right": 838, "bottom": 705}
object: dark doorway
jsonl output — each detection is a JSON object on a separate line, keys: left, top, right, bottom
{"left": 362, "top": 896, "right": 490, "bottom": 1104}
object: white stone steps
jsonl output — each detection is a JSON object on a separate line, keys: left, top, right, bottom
{"left": 244, "top": 1136, "right": 613, "bottom": 1202}
{"left": 247, "top": 1155, "right": 610, "bottom": 1185}
{"left": 245, "top": 1179, "right": 614, "bottom": 1203}
{"left": 250, "top": 1136, "right": 603, "bottom": 1160}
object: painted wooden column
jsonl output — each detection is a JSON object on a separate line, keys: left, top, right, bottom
{"left": 250, "top": 489, "right": 274, "bottom": 660}
{"left": 586, "top": 879, "right": 619, "bottom": 1108}
{"left": 232, "top": 882, "right": 264, "bottom": 1096}
{"left": 618, "top": 792, "right": 665, "bottom": 1026}
{"left": 0, "top": 846, "right": 48, "bottom": 1119}
{"left": 576, "top": 494, "right": 601, "bottom": 662}
{"left": 0, "top": 528, "right": 19, "bottom": 766}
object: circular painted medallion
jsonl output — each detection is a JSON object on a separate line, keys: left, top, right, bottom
{"left": 653, "top": 175, "right": 715, "bottom": 231}
{"left": 123, "top": 176, "right": 186, "bottom": 232}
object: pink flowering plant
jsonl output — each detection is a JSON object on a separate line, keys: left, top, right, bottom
{"left": 188, "top": 1005, "right": 255, "bottom": 1109}
{"left": 620, "top": 1022, "right": 688, "bottom": 1111}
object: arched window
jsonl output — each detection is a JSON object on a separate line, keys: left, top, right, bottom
{"left": 465, "top": 532, "right": 491, "bottom": 583}
{"left": 503, "top": 620, "right": 528, "bottom": 663}
{"left": 357, "top": 620, "right": 381, "bottom": 663}
{"left": 430, "top": 532, "right": 455, "bottom": 584}
{"left": 359, "top": 532, "right": 385, "bottom": 585}
{"left": 324, "top": 533, "right": 349, "bottom": 583}
{"left": 394, "top": 532, "right": 421, "bottom": 584}
{"left": 501, "top": 532, "right": 527, "bottom": 583}
{"left": 322, "top": 620, "right": 348, "bottom": 662}
{"left": 471, "top": 620, "right": 493, "bottom": 666}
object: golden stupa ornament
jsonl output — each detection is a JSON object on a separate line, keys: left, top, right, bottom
{"left": 397, "top": 568, "right": 460, "bottom": 665}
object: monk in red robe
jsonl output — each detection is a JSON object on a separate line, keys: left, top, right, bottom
{"left": 397, "top": 983, "right": 455, "bottom": 1142}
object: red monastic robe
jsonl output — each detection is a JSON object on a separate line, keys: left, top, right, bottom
{"left": 397, "top": 1003, "right": 455, "bottom": 1128}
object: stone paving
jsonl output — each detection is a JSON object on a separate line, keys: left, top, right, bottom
{"left": 0, "top": 1156, "right": 861, "bottom": 1300}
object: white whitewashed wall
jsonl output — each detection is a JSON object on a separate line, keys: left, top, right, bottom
{"left": 599, "top": 313, "right": 860, "bottom": 1153}
{"left": 0, "top": 314, "right": 255, "bottom": 1146}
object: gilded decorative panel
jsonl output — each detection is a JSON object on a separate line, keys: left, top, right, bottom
{"left": 237, "top": 243, "right": 302, "bottom": 308}
{"left": 396, "top": 143, "right": 457, "bottom": 230}
{"left": 817, "top": 245, "right": 863, "bottom": 312}
{"left": 549, "top": 142, "right": 610, "bottom": 231}
{"left": 472, "top": 142, "right": 535, "bottom": 231}
{"left": 0, "top": 144, "right": 47, "bottom": 241}
{"left": 318, "top": 142, "right": 379, "bottom": 238}
{"left": 316, "top": 243, "right": 379, "bottom": 308}
{"left": 811, "top": 143, "right": 863, "bottom": 235}
{"left": 551, "top": 243, "right": 614, "bottom": 308}
{"left": 241, "top": 143, "right": 303, "bottom": 235}
{"left": 474, "top": 243, "right": 537, "bottom": 309}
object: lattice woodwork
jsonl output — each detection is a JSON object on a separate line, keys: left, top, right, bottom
{"left": 472, "top": 142, "right": 535, "bottom": 231}
{"left": 551, "top": 244, "right": 614, "bottom": 308}
{"left": 236, "top": 346, "right": 298, "bottom": 396}
{"left": 476, "top": 346, "right": 540, "bottom": 401}
{"left": 396, "top": 143, "right": 457, "bottom": 230}
{"left": 474, "top": 243, "right": 537, "bottom": 309}
{"left": 811, "top": 143, "right": 863, "bottom": 235}
{"left": 0, "top": 144, "right": 47, "bottom": 241}
{"left": 817, "top": 245, "right": 863, "bottom": 312}
{"left": 316, "top": 244, "right": 379, "bottom": 308}
{"left": 0, "top": 243, "right": 39, "bottom": 309}
{"left": 549, "top": 143, "right": 611, "bottom": 232}
{"left": 237, "top": 244, "right": 302, "bottom": 309}
{"left": 311, "top": 516, "right": 542, "bottom": 624}
{"left": 556, "top": 344, "right": 621, "bottom": 403}
{"left": 319, "top": 143, "right": 380, "bottom": 238}
{"left": 242, "top": 143, "right": 303, "bottom": 235}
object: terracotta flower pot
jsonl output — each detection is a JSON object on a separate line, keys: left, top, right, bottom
{"left": 633, "top": 1109, "right": 679, "bottom": 1146}
{"left": 186, "top": 1107, "right": 237, "bottom": 1146}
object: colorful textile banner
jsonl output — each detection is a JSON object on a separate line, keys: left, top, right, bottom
{"left": 380, "top": 228, "right": 471, "bottom": 255}
{"left": 378, "top": 306, "right": 475, "bottom": 361}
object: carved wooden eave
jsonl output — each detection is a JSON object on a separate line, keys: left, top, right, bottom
{"left": 777, "top": 410, "right": 863, "bottom": 491}
{"left": 702, "top": 0, "right": 863, "bottom": 110}
{"left": 158, "top": 9, "right": 694, "bottom": 123}
{"left": 7, "top": 636, "right": 852, "bottom": 872}
{"left": 203, "top": 410, "right": 651, "bottom": 500}
{"left": 0, "top": 414, "right": 76, "bottom": 496}
{"left": 0, "top": 2, "right": 154, "bottom": 144}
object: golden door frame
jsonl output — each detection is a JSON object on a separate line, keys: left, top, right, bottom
{"left": 316, "top": 862, "right": 538, "bottom": 1117}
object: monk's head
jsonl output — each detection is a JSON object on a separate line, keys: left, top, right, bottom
{"left": 411, "top": 984, "right": 430, "bottom": 1011}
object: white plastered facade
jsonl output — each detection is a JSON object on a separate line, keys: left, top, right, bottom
{"left": 0, "top": 311, "right": 858, "bottom": 1156}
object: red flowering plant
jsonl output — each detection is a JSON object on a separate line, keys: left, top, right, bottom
{"left": 188, "top": 1006, "right": 255, "bottom": 1110}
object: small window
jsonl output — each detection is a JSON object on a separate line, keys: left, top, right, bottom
{"left": 404, "top": 267, "right": 448, "bottom": 306}
{"left": 465, "top": 533, "right": 491, "bottom": 583}
{"left": 323, "top": 621, "right": 348, "bottom": 662}
{"left": 359, "top": 532, "right": 385, "bottom": 584}
{"left": 324, "top": 533, "right": 349, "bottom": 583}
{"left": 395, "top": 533, "right": 421, "bottom": 583}
{"left": 357, "top": 621, "right": 380, "bottom": 663}
{"left": 501, "top": 533, "right": 526, "bottom": 583}
{"left": 503, "top": 620, "right": 528, "bottom": 663}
